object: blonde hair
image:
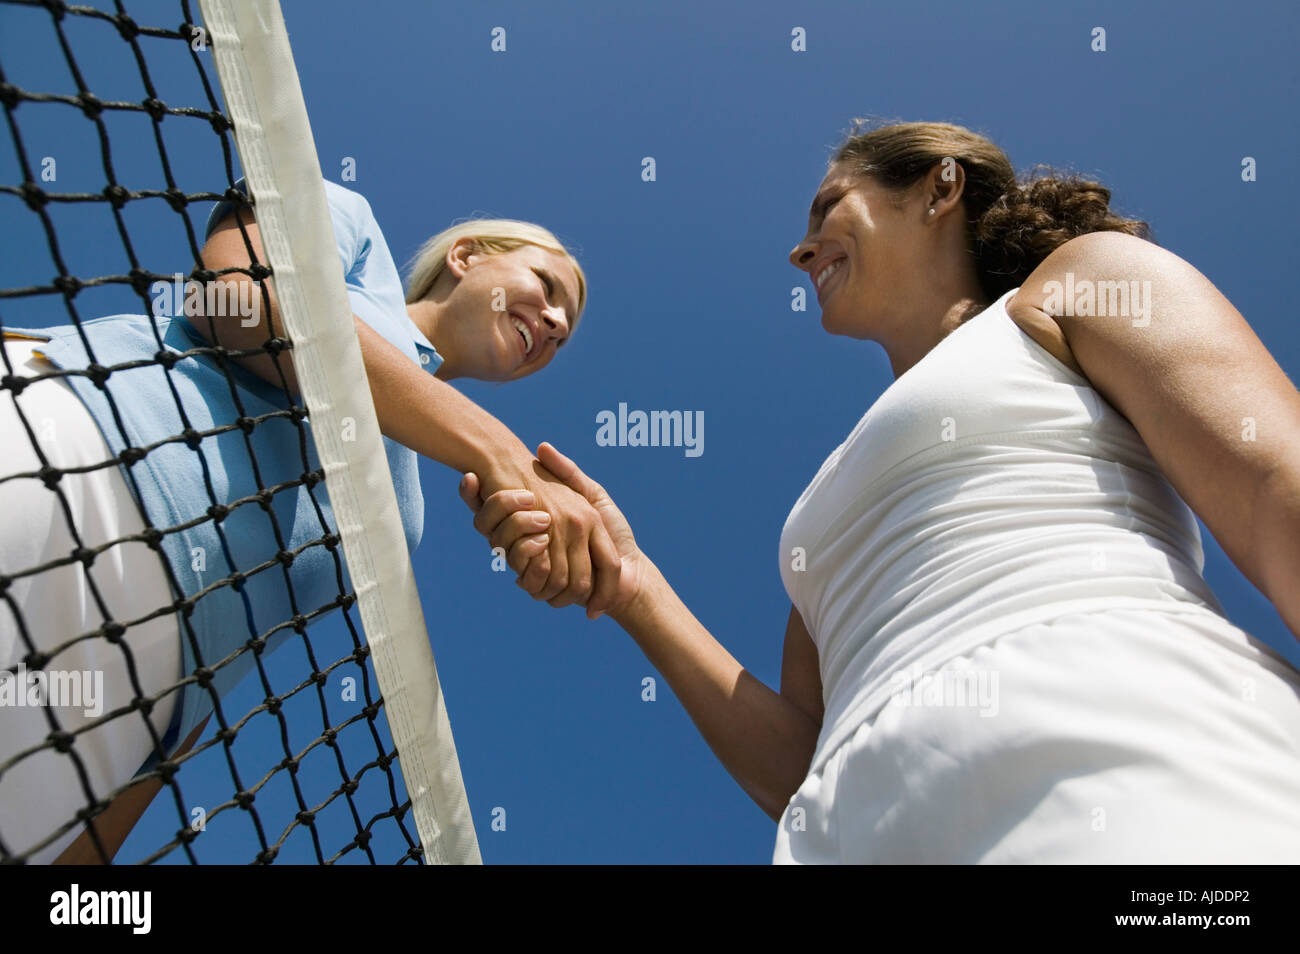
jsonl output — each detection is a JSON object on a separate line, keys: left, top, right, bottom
{"left": 404, "top": 218, "right": 588, "bottom": 334}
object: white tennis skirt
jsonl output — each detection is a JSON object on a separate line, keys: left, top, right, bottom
{"left": 773, "top": 605, "right": 1300, "bottom": 863}
{"left": 0, "top": 337, "right": 181, "bottom": 863}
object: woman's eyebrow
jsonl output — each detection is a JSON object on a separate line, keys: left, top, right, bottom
{"left": 808, "top": 186, "right": 839, "bottom": 223}
{"left": 808, "top": 191, "right": 827, "bottom": 220}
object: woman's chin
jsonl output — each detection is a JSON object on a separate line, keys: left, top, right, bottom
{"left": 819, "top": 311, "right": 857, "bottom": 338}
{"left": 820, "top": 306, "right": 874, "bottom": 340}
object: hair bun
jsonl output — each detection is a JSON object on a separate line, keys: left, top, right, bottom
{"left": 975, "top": 167, "right": 1150, "bottom": 292}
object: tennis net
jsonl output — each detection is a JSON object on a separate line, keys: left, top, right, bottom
{"left": 0, "top": 0, "right": 479, "bottom": 865}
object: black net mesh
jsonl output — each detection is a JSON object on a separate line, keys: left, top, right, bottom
{"left": 0, "top": 0, "right": 425, "bottom": 864}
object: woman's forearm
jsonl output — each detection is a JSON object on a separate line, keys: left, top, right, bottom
{"left": 194, "top": 302, "right": 622, "bottom": 610}
{"left": 611, "top": 559, "right": 821, "bottom": 822}
{"left": 187, "top": 209, "right": 537, "bottom": 487}
{"left": 188, "top": 307, "right": 533, "bottom": 484}
{"left": 349, "top": 316, "right": 531, "bottom": 476}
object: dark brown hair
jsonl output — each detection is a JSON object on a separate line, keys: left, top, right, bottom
{"left": 831, "top": 119, "right": 1151, "bottom": 300}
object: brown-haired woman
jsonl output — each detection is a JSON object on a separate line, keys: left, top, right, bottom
{"left": 463, "top": 120, "right": 1300, "bottom": 863}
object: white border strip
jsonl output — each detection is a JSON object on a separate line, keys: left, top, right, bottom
{"left": 199, "top": 0, "right": 480, "bottom": 865}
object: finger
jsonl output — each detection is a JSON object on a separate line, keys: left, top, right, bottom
{"left": 473, "top": 489, "right": 542, "bottom": 537}
{"left": 550, "top": 535, "right": 592, "bottom": 609}
{"left": 507, "top": 533, "right": 549, "bottom": 574}
{"left": 536, "top": 534, "right": 570, "bottom": 603}
{"left": 458, "top": 472, "right": 483, "bottom": 513}
{"left": 517, "top": 548, "right": 551, "bottom": 596}
{"left": 536, "top": 442, "right": 603, "bottom": 504}
{"left": 585, "top": 522, "right": 621, "bottom": 619}
{"left": 488, "top": 511, "right": 554, "bottom": 553}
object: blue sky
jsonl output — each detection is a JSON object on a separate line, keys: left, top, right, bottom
{"left": 2, "top": 0, "right": 1298, "bottom": 863}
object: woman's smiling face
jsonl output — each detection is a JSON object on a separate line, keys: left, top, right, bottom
{"left": 440, "top": 240, "right": 583, "bottom": 382}
{"left": 788, "top": 161, "right": 928, "bottom": 340}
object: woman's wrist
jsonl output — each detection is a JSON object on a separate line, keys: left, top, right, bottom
{"left": 473, "top": 437, "right": 543, "bottom": 496}
{"left": 610, "top": 553, "right": 662, "bottom": 630}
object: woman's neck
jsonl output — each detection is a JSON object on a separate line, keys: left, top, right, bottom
{"left": 881, "top": 281, "right": 990, "bottom": 380}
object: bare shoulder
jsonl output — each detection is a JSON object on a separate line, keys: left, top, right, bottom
{"left": 1007, "top": 232, "right": 1191, "bottom": 379}
{"left": 1006, "top": 229, "right": 1300, "bottom": 602}
{"left": 1012, "top": 231, "right": 1195, "bottom": 315}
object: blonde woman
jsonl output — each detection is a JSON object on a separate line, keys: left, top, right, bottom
{"left": 0, "top": 179, "right": 618, "bottom": 862}
{"left": 465, "top": 120, "right": 1300, "bottom": 863}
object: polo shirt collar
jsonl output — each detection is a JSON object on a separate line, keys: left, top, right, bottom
{"left": 408, "top": 318, "right": 444, "bottom": 374}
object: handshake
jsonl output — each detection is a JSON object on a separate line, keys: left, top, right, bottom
{"left": 459, "top": 442, "right": 644, "bottom": 621}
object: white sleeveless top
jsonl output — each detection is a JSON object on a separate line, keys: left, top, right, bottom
{"left": 780, "top": 287, "right": 1233, "bottom": 774}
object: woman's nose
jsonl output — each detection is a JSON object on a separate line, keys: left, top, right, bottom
{"left": 789, "top": 239, "right": 817, "bottom": 270}
{"left": 541, "top": 306, "right": 569, "bottom": 340}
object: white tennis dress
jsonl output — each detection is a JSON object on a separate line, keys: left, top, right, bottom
{"left": 773, "top": 288, "right": 1300, "bottom": 864}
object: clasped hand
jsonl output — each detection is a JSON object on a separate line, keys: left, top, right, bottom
{"left": 460, "top": 442, "right": 641, "bottom": 619}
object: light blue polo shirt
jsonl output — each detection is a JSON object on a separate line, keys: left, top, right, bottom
{"left": 4, "top": 180, "right": 441, "bottom": 757}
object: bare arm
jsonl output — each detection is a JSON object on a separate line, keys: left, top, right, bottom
{"left": 615, "top": 567, "right": 823, "bottom": 821}
{"left": 187, "top": 208, "right": 620, "bottom": 611}
{"left": 188, "top": 208, "right": 536, "bottom": 481}
{"left": 1012, "top": 231, "right": 1300, "bottom": 640}
{"left": 53, "top": 716, "right": 209, "bottom": 864}
{"left": 464, "top": 444, "right": 824, "bottom": 821}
